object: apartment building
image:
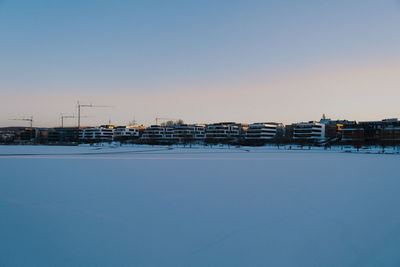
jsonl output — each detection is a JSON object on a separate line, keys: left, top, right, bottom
{"left": 141, "top": 124, "right": 206, "bottom": 142}
{"left": 141, "top": 125, "right": 175, "bottom": 141}
{"left": 79, "top": 125, "right": 115, "bottom": 142}
{"left": 205, "top": 122, "right": 248, "bottom": 141}
{"left": 48, "top": 127, "right": 79, "bottom": 143}
{"left": 342, "top": 118, "right": 400, "bottom": 145}
{"left": 342, "top": 125, "right": 364, "bottom": 143}
{"left": 141, "top": 125, "right": 167, "bottom": 141}
{"left": 113, "top": 126, "right": 145, "bottom": 141}
{"left": 173, "top": 124, "right": 206, "bottom": 141}
{"left": 293, "top": 121, "right": 326, "bottom": 142}
{"left": 292, "top": 115, "right": 350, "bottom": 143}
{"left": 245, "top": 122, "right": 283, "bottom": 140}
{"left": 380, "top": 124, "right": 400, "bottom": 144}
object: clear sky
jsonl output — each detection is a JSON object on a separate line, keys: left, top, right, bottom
{"left": 1, "top": 0, "right": 400, "bottom": 127}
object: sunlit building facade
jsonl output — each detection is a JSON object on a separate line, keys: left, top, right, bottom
{"left": 245, "top": 123, "right": 283, "bottom": 140}
{"left": 293, "top": 122, "right": 326, "bottom": 142}
{"left": 205, "top": 122, "right": 248, "bottom": 141}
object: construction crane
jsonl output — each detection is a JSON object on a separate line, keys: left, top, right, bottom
{"left": 155, "top": 117, "right": 180, "bottom": 125}
{"left": 9, "top": 116, "right": 33, "bottom": 128}
{"left": 61, "top": 113, "right": 92, "bottom": 128}
{"left": 60, "top": 114, "right": 76, "bottom": 128}
{"left": 77, "top": 101, "right": 112, "bottom": 129}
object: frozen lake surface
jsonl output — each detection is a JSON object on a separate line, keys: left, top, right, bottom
{"left": 0, "top": 145, "right": 399, "bottom": 266}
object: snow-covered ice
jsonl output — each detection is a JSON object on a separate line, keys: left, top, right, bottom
{"left": 0, "top": 145, "right": 399, "bottom": 266}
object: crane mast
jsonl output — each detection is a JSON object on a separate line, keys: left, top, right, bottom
{"left": 60, "top": 114, "right": 77, "bottom": 128}
{"left": 77, "top": 101, "right": 111, "bottom": 129}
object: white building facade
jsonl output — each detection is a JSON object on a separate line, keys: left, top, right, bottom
{"left": 293, "top": 122, "right": 326, "bottom": 142}
{"left": 113, "top": 126, "right": 144, "bottom": 140}
{"left": 79, "top": 126, "right": 115, "bottom": 142}
{"left": 245, "top": 123, "right": 282, "bottom": 140}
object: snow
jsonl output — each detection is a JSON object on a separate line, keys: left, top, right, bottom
{"left": 0, "top": 145, "right": 399, "bottom": 266}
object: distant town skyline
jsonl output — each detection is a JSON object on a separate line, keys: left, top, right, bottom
{"left": 1, "top": 0, "right": 400, "bottom": 127}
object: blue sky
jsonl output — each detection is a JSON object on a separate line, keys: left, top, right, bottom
{"left": 1, "top": 0, "right": 400, "bottom": 126}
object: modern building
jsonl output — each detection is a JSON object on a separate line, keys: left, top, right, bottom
{"left": 141, "top": 125, "right": 168, "bottom": 142}
{"left": 380, "top": 124, "right": 400, "bottom": 145}
{"left": 292, "top": 115, "right": 351, "bottom": 144}
{"left": 342, "top": 118, "right": 400, "bottom": 145}
{"left": 113, "top": 126, "right": 145, "bottom": 141}
{"left": 0, "top": 127, "right": 22, "bottom": 143}
{"left": 79, "top": 125, "right": 115, "bottom": 142}
{"left": 173, "top": 124, "right": 206, "bottom": 141}
{"left": 17, "top": 128, "right": 38, "bottom": 142}
{"left": 342, "top": 125, "right": 364, "bottom": 143}
{"left": 205, "top": 122, "right": 248, "bottom": 141}
{"left": 245, "top": 122, "right": 283, "bottom": 141}
{"left": 141, "top": 125, "right": 176, "bottom": 142}
{"left": 48, "top": 127, "right": 79, "bottom": 143}
{"left": 293, "top": 121, "right": 326, "bottom": 142}
{"left": 141, "top": 124, "right": 206, "bottom": 143}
